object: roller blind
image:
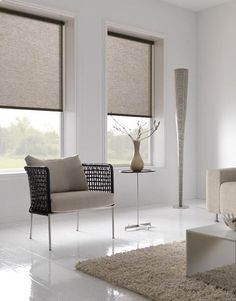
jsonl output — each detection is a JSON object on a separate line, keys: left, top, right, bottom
{"left": 0, "top": 9, "right": 64, "bottom": 111}
{"left": 107, "top": 32, "right": 153, "bottom": 117}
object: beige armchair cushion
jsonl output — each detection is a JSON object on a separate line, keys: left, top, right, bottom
{"left": 220, "top": 182, "right": 236, "bottom": 214}
{"left": 25, "top": 155, "right": 88, "bottom": 193}
{"left": 207, "top": 168, "right": 236, "bottom": 213}
{"left": 51, "top": 191, "right": 114, "bottom": 212}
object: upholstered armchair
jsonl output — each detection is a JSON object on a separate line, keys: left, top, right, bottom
{"left": 206, "top": 168, "right": 236, "bottom": 222}
{"left": 24, "top": 155, "right": 114, "bottom": 250}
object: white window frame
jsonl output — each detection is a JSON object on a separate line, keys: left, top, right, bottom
{"left": 104, "top": 22, "right": 165, "bottom": 168}
{"left": 0, "top": 0, "right": 78, "bottom": 173}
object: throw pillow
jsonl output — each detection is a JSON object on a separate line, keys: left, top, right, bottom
{"left": 25, "top": 155, "right": 88, "bottom": 193}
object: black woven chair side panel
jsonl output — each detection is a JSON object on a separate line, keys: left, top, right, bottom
{"left": 24, "top": 166, "right": 51, "bottom": 215}
{"left": 82, "top": 164, "right": 114, "bottom": 193}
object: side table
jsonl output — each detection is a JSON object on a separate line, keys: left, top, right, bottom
{"left": 120, "top": 169, "right": 155, "bottom": 231}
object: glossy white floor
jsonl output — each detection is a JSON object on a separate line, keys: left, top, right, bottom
{"left": 0, "top": 201, "right": 217, "bottom": 301}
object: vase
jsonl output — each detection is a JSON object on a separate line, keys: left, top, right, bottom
{"left": 174, "top": 68, "right": 188, "bottom": 209}
{"left": 130, "top": 140, "right": 144, "bottom": 172}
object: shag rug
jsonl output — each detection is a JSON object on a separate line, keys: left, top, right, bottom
{"left": 76, "top": 241, "right": 236, "bottom": 301}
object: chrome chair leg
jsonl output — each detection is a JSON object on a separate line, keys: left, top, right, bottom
{"left": 112, "top": 206, "right": 115, "bottom": 239}
{"left": 48, "top": 215, "right": 52, "bottom": 251}
{"left": 30, "top": 213, "right": 33, "bottom": 239}
{"left": 76, "top": 212, "right": 79, "bottom": 232}
{"left": 215, "top": 213, "right": 219, "bottom": 223}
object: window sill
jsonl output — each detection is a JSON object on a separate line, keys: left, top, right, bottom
{"left": 0, "top": 169, "right": 26, "bottom": 179}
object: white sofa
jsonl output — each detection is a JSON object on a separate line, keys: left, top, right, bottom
{"left": 207, "top": 168, "right": 236, "bottom": 221}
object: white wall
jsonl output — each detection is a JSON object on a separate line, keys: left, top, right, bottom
{"left": 0, "top": 0, "right": 197, "bottom": 222}
{"left": 197, "top": 1, "right": 236, "bottom": 198}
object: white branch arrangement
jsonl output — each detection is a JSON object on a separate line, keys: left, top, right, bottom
{"left": 112, "top": 116, "right": 160, "bottom": 142}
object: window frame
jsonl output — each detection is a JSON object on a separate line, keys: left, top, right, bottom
{"left": 0, "top": 8, "right": 65, "bottom": 172}
{"left": 106, "top": 30, "right": 155, "bottom": 167}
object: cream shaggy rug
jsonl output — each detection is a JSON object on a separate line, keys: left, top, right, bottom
{"left": 76, "top": 241, "right": 236, "bottom": 301}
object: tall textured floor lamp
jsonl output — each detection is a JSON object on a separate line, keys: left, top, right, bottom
{"left": 173, "top": 68, "right": 189, "bottom": 209}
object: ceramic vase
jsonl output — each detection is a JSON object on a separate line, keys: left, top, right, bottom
{"left": 130, "top": 140, "right": 144, "bottom": 172}
{"left": 174, "top": 68, "right": 188, "bottom": 208}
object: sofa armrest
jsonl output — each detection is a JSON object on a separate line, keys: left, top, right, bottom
{"left": 206, "top": 168, "right": 236, "bottom": 213}
{"left": 24, "top": 166, "right": 52, "bottom": 215}
{"left": 82, "top": 164, "right": 114, "bottom": 193}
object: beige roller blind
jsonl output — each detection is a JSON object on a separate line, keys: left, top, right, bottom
{"left": 107, "top": 32, "right": 153, "bottom": 117}
{"left": 0, "top": 9, "right": 63, "bottom": 111}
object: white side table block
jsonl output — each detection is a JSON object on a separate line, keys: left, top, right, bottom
{"left": 186, "top": 224, "right": 236, "bottom": 276}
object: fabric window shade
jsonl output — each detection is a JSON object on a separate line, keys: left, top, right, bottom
{"left": 107, "top": 33, "right": 153, "bottom": 117}
{"left": 0, "top": 10, "right": 63, "bottom": 111}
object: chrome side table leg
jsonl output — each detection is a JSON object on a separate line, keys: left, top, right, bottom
{"left": 125, "top": 172, "right": 152, "bottom": 231}
{"left": 137, "top": 173, "right": 139, "bottom": 226}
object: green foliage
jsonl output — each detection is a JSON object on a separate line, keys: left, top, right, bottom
{"left": 0, "top": 117, "right": 59, "bottom": 168}
{"left": 107, "top": 130, "right": 149, "bottom": 165}
{"left": 0, "top": 116, "right": 150, "bottom": 168}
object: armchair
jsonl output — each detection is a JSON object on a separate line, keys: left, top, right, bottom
{"left": 24, "top": 156, "right": 114, "bottom": 251}
{"left": 207, "top": 168, "right": 236, "bottom": 222}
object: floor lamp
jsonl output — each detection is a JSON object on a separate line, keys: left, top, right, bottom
{"left": 173, "top": 68, "right": 189, "bottom": 209}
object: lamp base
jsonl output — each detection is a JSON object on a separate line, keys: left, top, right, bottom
{"left": 173, "top": 205, "right": 189, "bottom": 209}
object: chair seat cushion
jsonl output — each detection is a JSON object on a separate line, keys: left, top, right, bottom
{"left": 51, "top": 191, "right": 114, "bottom": 212}
{"left": 220, "top": 182, "right": 236, "bottom": 213}
{"left": 25, "top": 155, "right": 88, "bottom": 193}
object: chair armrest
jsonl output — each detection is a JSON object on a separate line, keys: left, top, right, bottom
{"left": 206, "top": 168, "right": 236, "bottom": 213}
{"left": 82, "top": 164, "right": 114, "bottom": 193}
{"left": 24, "top": 166, "right": 51, "bottom": 215}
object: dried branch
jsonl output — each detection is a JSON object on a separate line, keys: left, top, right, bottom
{"left": 138, "top": 122, "right": 157, "bottom": 137}
{"left": 111, "top": 116, "right": 133, "bottom": 140}
{"left": 111, "top": 115, "right": 160, "bottom": 142}
{"left": 139, "top": 121, "right": 160, "bottom": 141}
{"left": 137, "top": 121, "right": 147, "bottom": 140}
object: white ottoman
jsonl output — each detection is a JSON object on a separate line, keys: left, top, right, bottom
{"left": 186, "top": 223, "right": 236, "bottom": 276}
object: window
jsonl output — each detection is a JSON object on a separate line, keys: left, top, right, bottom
{"left": 106, "top": 31, "right": 154, "bottom": 165}
{"left": 0, "top": 109, "right": 61, "bottom": 169}
{"left": 0, "top": 9, "right": 64, "bottom": 169}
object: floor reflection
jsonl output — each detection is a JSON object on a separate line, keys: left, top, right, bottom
{"left": 0, "top": 202, "right": 213, "bottom": 301}
{"left": 106, "top": 287, "right": 124, "bottom": 300}
{"left": 0, "top": 265, "right": 31, "bottom": 301}
{"left": 107, "top": 238, "right": 165, "bottom": 256}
